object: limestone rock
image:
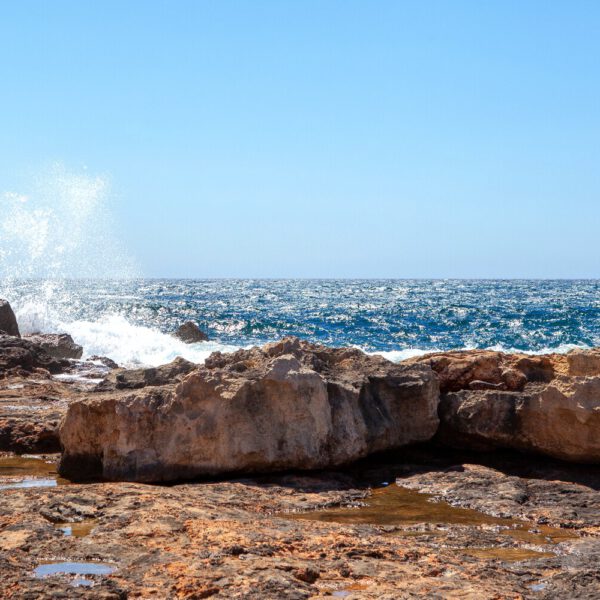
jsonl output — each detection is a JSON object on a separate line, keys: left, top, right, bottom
{"left": 59, "top": 337, "right": 439, "bottom": 482}
{"left": 409, "top": 347, "right": 600, "bottom": 393}
{"left": 94, "top": 356, "right": 197, "bottom": 391}
{"left": 408, "top": 350, "right": 555, "bottom": 393}
{"left": 411, "top": 348, "right": 600, "bottom": 463}
{"left": 437, "top": 377, "right": 600, "bottom": 462}
{"left": 174, "top": 321, "right": 208, "bottom": 343}
{"left": 0, "top": 300, "right": 20, "bottom": 337}
{"left": 24, "top": 333, "right": 83, "bottom": 360}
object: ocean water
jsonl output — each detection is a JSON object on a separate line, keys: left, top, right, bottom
{"left": 1, "top": 279, "right": 599, "bottom": 368}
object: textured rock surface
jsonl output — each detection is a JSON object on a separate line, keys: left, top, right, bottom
{"left": 0, "top": 300, "right": 20, "bottom": 337}
{"left": 95, "top": 356, "right": 197, "bottom": 391}
{"left": 174, "top": 321, "right": 208, "bottom": 343}
{"left": 0, "top": 335, "right": 66, "bottom": 375}
{"left": 59, "top": 338, "right": 439, "bottom": 482}
{"left": 24, "top": 333, "right": 83, "bottom": 360}
{"left": 2, "top": 450, "right": 600, "bottom": 599}
{"left": 411, "top": 349, "right": 600, "bottom": 463}
{"left": 0, "top": 375, "right": 78, "bottom": 452}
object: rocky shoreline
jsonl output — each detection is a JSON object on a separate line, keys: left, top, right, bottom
{"left": 1, "top": 299, "right": 599, "bottom": 598}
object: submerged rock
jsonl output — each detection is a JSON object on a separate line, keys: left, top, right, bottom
{"left": 174, "top": 321, "right": 208, "bottom": 343}
{"left": 0, "top": 300, "right": 20, "bottom": 338}
{"left": 24, "top": 333, "right": 83, "bottom": 360}
{"left": 59, "top": 337, "right": 439, "bottom": 482}
{"left": 412, "top": 349, "right": 600, "bottom": 463}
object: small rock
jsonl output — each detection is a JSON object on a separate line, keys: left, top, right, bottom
{"left": 0, "top": 300, "right": 20, "bottom": 338}
{"left": 89, "top": 355, "right": 119, "bottom": 369}
{"left": 294, "top": 567, "right": 320, "bottom": 584}
{"left": 174, "top": 321, "right": 208, "bottom": 343}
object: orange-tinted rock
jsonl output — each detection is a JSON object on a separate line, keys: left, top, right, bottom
{"left": 59, "top": 338, "right": 439, "bottom": 482}
{"left": 411, "top": 348, "right": 600, "bottom": 463}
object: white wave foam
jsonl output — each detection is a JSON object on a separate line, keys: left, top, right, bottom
{"left": 485, "top": 343, "right": 591, "bottom": 355}
{"left": 12, "top": 301, "right": 240, "bottom": 368}
{"left": 366, "top": 343, "right": 590, "bottom": 364}
{"left": 65, "top": 315, "right": 241, "bottom": 367}
{"left": 368, "top": 348, "right": 434, "bottom": 363}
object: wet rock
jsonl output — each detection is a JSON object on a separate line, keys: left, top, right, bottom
{"left": 59, "top": 337, "right": 439, "bottom": 482}
{"left": 0, "top": 335, "right": 66, "bottom": 375}
{"left": 397, "top": 453, "right": 600, "bottom": 529}
{"left": 95, "top": 356, "right": 197, "bottom": 391}
{"left": 24, "top": 333, "right": 83, "bottom": 360}
{"left": 89, "top": 355, "right": 119, "bottom": 370}
{"left": 2, "top": 451, "right": 600, "bottom": 599}
{"left": 175, "top": 321, "right": 208, "bottom": 343}
{"left": 0, "top": 419, "right": 61, "bottom": 453}
{"left": 0, "top": 299, "right": 20, "bottom": 337}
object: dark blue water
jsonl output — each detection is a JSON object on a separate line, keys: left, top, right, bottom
{"left": 5, "top": 280, "right": 600, "bottom": 363}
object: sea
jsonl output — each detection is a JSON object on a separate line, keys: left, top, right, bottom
{"left": 2, "top": 279, "right": 599, "bottom": 368}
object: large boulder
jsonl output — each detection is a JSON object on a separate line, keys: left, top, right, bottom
{"left": 174, "top": 321, "right": 208, "bottom": 343}
{"left": 24, "top": 333, "right": 83, "bottom": 360}
{"left": 0, "top": 300, "right": 20, "bottom": 337}
{"left": 412, "top": 349, "right": 600, "bottom": 463}
{"left": 59, "top": 337, "right": 439, "bottom": 482}
{"left": 0, "top": 334, "right": 66, "bottom": 375}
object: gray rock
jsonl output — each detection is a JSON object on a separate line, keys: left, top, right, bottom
{"left": 174, "top": 321, "right": 208, "bottom": 343}
{"left": 25, "top": 333, "right": 83, "bottom": 360}
{"left": 0, "top": 334, "right": 66, "bottom": 374}
{"left": 0, "top": 300, "right": 20, "bottom": 337}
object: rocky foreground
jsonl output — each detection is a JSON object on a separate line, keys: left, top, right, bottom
{"left": 1, "top": 299, "right": 600, "bottom": 598}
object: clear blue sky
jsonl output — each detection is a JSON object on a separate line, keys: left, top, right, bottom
{"left": 1, "top": 1, "right": 599, "bottom": 278}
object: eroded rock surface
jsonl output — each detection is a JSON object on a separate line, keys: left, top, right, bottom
{"left": 59, "top": 338, "right": 439, "bottom": 482}
{"left": 95, "top": 356, "right": 197, "bottom": 391}
{"left": 0, "top": 375, "right": 76, "bottom": 452}
{"left": 411, "top": 349, "right": 600, "bottom": 463}
{"left": 24, "top": 333, "right": 83, "bottom": 360}
{"left": 2, "top": 450, "right": 600, "bottom": 599}
{"left": 0, "top": 335, "right": 66, "bottom": 375}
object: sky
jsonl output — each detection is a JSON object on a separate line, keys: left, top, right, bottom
{"left": 0, "top": 1, "right": 599, "bottom": 278}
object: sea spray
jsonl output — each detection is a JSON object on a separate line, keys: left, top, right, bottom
{"left": 0, "top": 164, "right": 137, "bottom": 281}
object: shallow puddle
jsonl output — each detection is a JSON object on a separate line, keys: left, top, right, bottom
{"left": 331, "top": 584, "right": 368, "bottom": 597}
{"left": 34, "top": 561, "right": 116, "bottom": 579}
{"left": 57, "top": 520, "right": 96, "bottom": 537}
{"left": 0, "top": 455, "right": 69, "bottom": 489}
{"left": 291, "top": 484, "right": 576, "bottom": 560}
{"left": 463, "top": 547, "right": 555, "bottom": 562}
{"left": 292, "top": 484, "right": 516, "bottom": 527}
